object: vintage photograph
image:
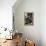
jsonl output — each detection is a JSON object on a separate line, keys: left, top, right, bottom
{"left": 24, "top": 12, "right": 33, "bottom": 25}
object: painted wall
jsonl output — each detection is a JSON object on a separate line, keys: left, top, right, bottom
{"left": 13, "top": 0, "right": 41, "bottom": 46}
{"left": 41, "top": 0, "right": 46, "bottom": 46}
{"left": 0, "top": 0, "right": 16, "bottom": 29}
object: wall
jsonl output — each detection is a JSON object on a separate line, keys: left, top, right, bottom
{"left": 13, "top": 0, "right": 41, "bottom": 46}
{"left": 0, "top": 0, "right": 17, "bottom": 30}
{"left": 41, "top": 0, "right": 46, "bottom": 46}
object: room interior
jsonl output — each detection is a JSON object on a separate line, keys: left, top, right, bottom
{"left": 0, "top": 0, "right": 46, "bottom": 46}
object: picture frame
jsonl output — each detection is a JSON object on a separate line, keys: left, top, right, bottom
{"left": 24, "top": 12, "right": 33, "bottom": 25}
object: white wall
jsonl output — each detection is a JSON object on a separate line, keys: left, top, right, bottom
{"left": 13, "top": 0, "right": 41, "bottom": 46}
{"left": 0, "top": 0, "right": 17, "bottom": 29}
{"left": 41, "top": 0, "right": 46, "bottom": 46}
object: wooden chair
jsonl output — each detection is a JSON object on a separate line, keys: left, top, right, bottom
{"left": 15, "top": 33, "right": 23, "bottom": 46}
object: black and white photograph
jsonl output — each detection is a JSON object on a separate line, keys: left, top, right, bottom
{"left": 24, "top": 12, "right": 33, "bottom": 25}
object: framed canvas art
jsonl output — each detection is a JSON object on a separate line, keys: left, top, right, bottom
{"left": 24, "top": 12, "right": 33, "bottom": 25}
